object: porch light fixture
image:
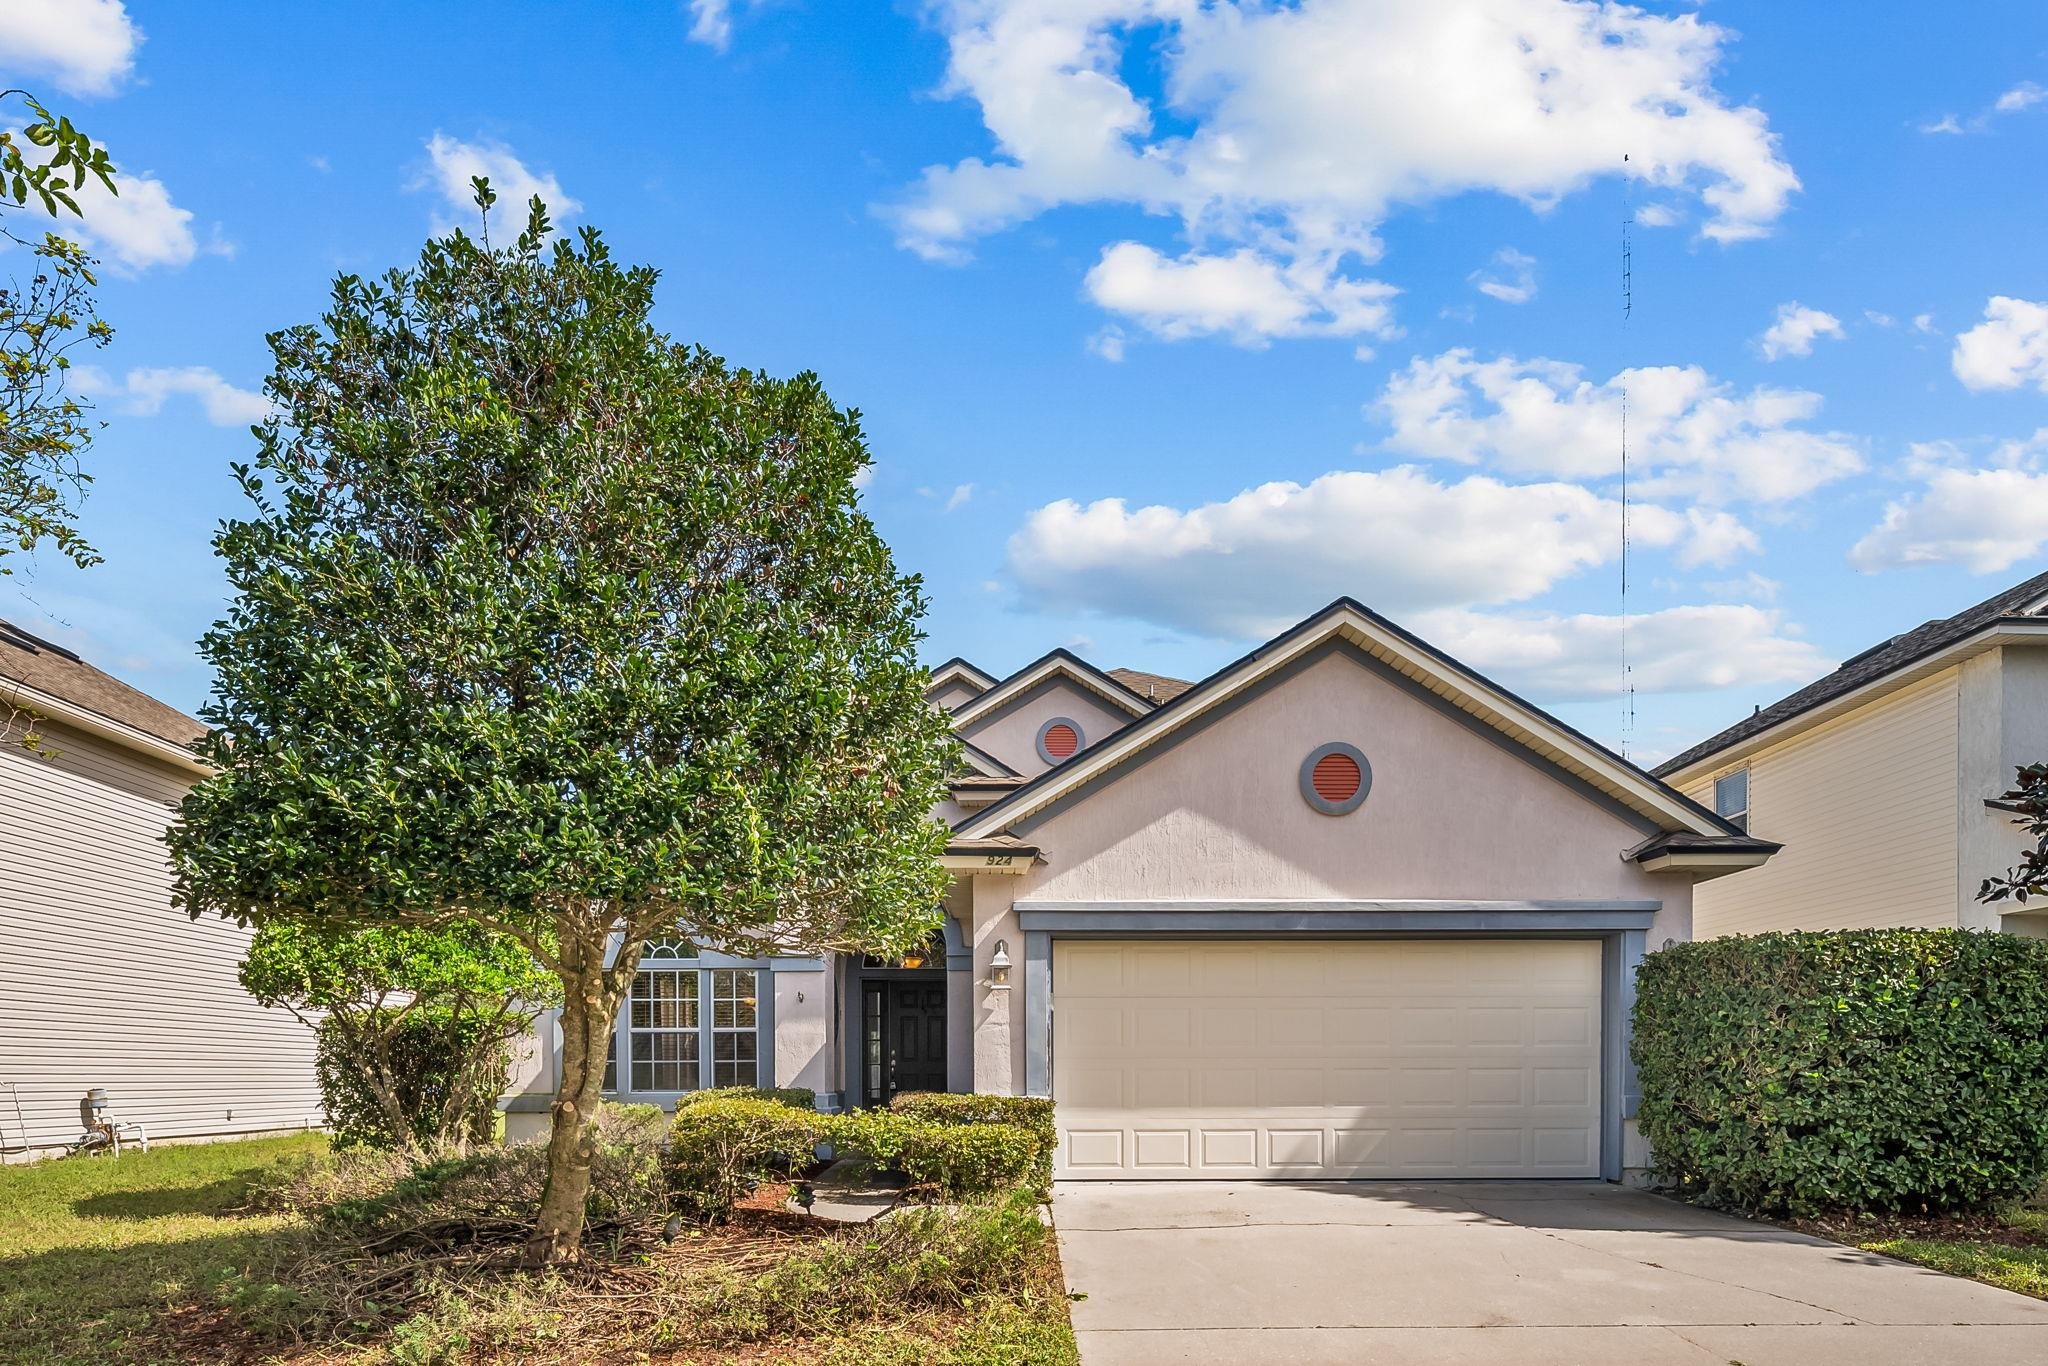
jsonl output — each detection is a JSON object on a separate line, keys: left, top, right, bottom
{"left": 988, "top": 939, "right": 1012, "bottom": 990}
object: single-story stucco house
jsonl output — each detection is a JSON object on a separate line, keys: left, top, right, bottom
{"left": 1657, "top": 568, "right": 2048, "bottom": 941}
{"left": 506, "top": 598, "right": 1775, "bottom": 1183}
{"left": 0, "top": 621, "right": 321, "bottom": 1160}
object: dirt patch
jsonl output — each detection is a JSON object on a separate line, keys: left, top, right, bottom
{"left": 1788, "top": 1209, "right": 2048, "bottom": 1250}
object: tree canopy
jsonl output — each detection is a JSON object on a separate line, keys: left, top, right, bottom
{"left": 170, "top": 192, "right": 957, "bottom": 1259}
{"left": 1, "top": 90, "right": 117, "bottom": 576}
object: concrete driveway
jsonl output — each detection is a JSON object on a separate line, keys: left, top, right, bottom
{"left": 1053, "top": 1180, "right": 2048, "bottom": 1364}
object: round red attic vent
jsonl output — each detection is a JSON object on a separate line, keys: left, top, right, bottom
{"left": 1311, "top": 750, "right": 1362, "bottom": 803}
{"left": 1041, "top": 722, "right": 1079, "bottom": 760}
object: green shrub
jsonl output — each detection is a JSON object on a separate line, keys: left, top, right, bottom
{"left": 314, "top": 1006, "right": 514, "bottom": 1152}
{"left": 839, "top": 1110, "right": 1044, "bottom": 1199}
{"left": 673, "top": 1085, "right": 817, "bottom": 1112}
{"left": 889, "top": 1093, "right": 1056, "bottom": 1191}
{"left": 669, "top": 1095, "right": 832, "bottom": 1219}
{"left": 1633, "top": 929, "right": 2048, "bottom": 1216}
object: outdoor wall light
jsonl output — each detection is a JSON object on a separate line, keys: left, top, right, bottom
{"left": 988, "top": 939, "right": 1012, "bottom": 990}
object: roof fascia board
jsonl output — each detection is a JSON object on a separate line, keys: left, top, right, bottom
{"left": 960, "top": 602, "right": 1727, "bottom": 840}
{"left": 1660, "top": 619, "right": 2048, "bottom": 785}
{"left": 0, "top": 677, "right": 210, "bottom": 775}
{"left": 947, "top": 650, "right": 1152, "bottom": 729}
{"left": 927, "top": 658, "right": 997, "bottom": 697}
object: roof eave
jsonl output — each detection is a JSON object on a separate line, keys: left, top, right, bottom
{"left": 960, "top": 599, "right": 1738, "bottom": 841}
{"left": 1658, "top": 618, "right": 2048, "bottom": 785}
{"left": 0, "top": 676, "right": 211, "bottom": 775}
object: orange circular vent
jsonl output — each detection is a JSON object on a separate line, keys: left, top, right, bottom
{"left": 1311, "top": 750, "right": 1362, "bottom": 802}
{"left": 1041, "top": 722, "right": 1079, "bottom": 759}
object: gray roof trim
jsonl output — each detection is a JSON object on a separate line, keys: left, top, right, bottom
{"left": 960, "top": 597, "right": 1735, "bottom": 841}
{"left": 947, "top": 648, "right": 1155, "bottom": 727}
{"left": 1657, "top": 567, "right": 2048, "bottom": 780}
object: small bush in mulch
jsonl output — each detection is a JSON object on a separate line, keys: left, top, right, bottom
{"left": 1634, "top": 929, "right": 2048, "bottom": 1216}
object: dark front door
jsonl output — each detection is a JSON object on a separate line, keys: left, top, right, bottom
{"left": 864, "top": 976, "right": 947, "bottom": 1103}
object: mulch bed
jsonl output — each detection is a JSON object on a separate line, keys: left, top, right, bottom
{"left": 1787, "top": 1209, "right": 2048, "bottom": 1250}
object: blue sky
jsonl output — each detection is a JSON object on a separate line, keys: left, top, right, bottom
{"left": 4, "top": 0, "right": 2048, "bottom": 762}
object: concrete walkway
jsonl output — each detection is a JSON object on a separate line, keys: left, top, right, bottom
{"left": 1053, "top": 1180, "right": 2048, "bottom": 1364}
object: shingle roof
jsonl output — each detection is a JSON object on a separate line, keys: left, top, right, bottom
{"left": 1106, "top": 667, "right": 1192, "bottom": 704}
{"left": 1654, "top": 567, "right": 2048, "bottom": 779}
{"left": 0, "top": 620, "right": 207, "bottom": 750}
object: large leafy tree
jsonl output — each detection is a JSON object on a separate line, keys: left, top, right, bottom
{"left": 171, "top": 192, "right": 956, "bottom": 1262}
{"left": 241, "top": 921, "right": 558, "bottom": 1154}
{"left": 1982, "top": 763, "right": 2048, "bottom": 906}
{"left": 1, "top": 91, "right": 117, "bottom": 575}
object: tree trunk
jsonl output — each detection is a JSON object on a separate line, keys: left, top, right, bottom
{"left": 525, "top": 926, "right": 617, "bottom": 1265}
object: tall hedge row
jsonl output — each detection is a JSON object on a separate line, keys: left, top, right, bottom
{"left": 1632, "top": 929, "right": 2048, "bottom": 1215}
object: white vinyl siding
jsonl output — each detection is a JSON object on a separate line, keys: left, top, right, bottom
{"left": 0, "top": 719, "right": 321, "bottom": 1157}
{"left": 1687, "top": 668, "right": 1962, "bottom": 937}
{"left": 1052, "top": 939, "right": 1602, "bottom": 1180}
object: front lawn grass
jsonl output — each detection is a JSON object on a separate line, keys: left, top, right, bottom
{"left": 0, "top": 1132, "right": 327, "bottom": 1364}
{"left": 0, "top": 1133, "right": 1078, "bottom": 1364}
{"left": 1799, "top": 1201, "right": 2048, "bottom": 1301}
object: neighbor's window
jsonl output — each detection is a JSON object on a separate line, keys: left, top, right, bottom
{"left": 1714, "top": 768, "right": 1750, "bottom": 833}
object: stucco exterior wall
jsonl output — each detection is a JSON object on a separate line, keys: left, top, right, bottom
{"left": 957, "top": 679, "right": 1136, "bottom": 778}
{"left": 928, "top": 680, "right": 981, "bottom": 710}
{"left": 1685, "top": 667, "right": 1962, "bottom": 937}
{"left": 962, "top": 646, "right": 1696, "bottom": 1096}
{"left": 774, "top": 968, "right": 832, "bottom": 1095}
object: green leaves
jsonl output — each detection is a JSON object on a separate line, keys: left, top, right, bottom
{"left": 1633, "top": 929, "right": 2048, "bottom": 1216}
{"left": 172, "top": 206, "right": 955, "bottom": 961}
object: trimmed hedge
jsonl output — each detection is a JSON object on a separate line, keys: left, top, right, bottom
{"left": 1633, "top": 929, "right": 2048, "bottom": 1215}
{"left": 673, "top": 1086, "right": 817, "bottom": 1113}
{"left": 843, "top": 1112, "right": 1044, "bottom": 1198}
{"left": 668, "top": 1096, "right": 833, "bottom": 1219}
{"left": 888, "top": 1093, "right": 1056, "bottom": 1192}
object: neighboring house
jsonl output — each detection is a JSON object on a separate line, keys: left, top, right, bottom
{"left": 1656, "top": 569, "right": 2048, "bottom": 941}
{"left": 0, "top": 622, "right": 321, "bottom": 1160}
{"left": 507, "top": 598, "right": 1771, "bottom": 1183}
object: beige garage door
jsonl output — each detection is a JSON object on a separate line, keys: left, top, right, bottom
{"left": 1052, "top": 939, "right": 1602, "bottom": 1179}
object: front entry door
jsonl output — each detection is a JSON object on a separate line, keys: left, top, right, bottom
{"left": 865, "top": 976, "right": 947, "bottom": 1102}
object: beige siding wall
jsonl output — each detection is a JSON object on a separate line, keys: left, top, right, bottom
{"left": 1685, "top": 668, "right": 1962, "bottom": 937}
{"left": 0, "top": 718, "right": 321, "bottom": 1157}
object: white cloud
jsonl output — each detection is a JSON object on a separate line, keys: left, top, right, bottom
{"left": 1851, "top": 465, "right": 2048, "bottom": 574}
{"left": 0, "top": 0, "right": 139, "bottom": 96}
{"left": 1754, "top": 302, "right": 1844, "bottom": 360}
{"left": 1913, "top": 313, "right": 1937, "bottom": 334}
{"left": 1375, "top": 348, "right": 1863, "bottom": 504}
{"left": 418, "top": 133, "right": 582, "bottom": 234}
{"left": 1083, "top": 241, "right": 1397, "bottom": 345}
{"left": 945, "top": 483, "right": 975, "bottom": 512}
{"left": 73, "top": 365, "right": 272, "bottom": 426}
{"left": 687, "top": 0, "right": 734, "bottom": 50}
{"left": 1996, "top": 81, "right": 2048, "bottom": 114}
{"left": 1634, "top": 203, "right": 1683, "bottom": 228}
{"left": 63, "top": 162, "right": 205, "bottom": 271}
{"left": 1920, "top": 80, "right": 2047, "bottom": 136}
{"left": 888, "top": 0, "right": 1796, "bottom": 342}
{"left": 1952, "top": 296, "right": 2048, "bottom": 393}
{"left": 1470, "top": 248, "right": 1538, "bottom": 305}
{"left": 1677, "top": 507, "right": 1760, "bottom": 567}
{"left": 1087, "top": 326, "right": 1127, "bottom": 362}
{"left": 1005, "top": 465, "right": 1699, "bottom": 640}
{"left": 1409, "top": 603, "right": 1827, "bottom": 701}
{"left": 1864, "top": 310, "right": 1895, "bottom": 329}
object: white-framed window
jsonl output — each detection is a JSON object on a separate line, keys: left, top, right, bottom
{"left": 1714, "top": 768, "right": 1750, "bottom": 833}
{"left": 605, "top": 945, "right": 764, "bottom": 1096}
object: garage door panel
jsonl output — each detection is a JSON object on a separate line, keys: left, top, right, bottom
{"left": 1052, "top": 939, "right": 1602, "bottom": 1180}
